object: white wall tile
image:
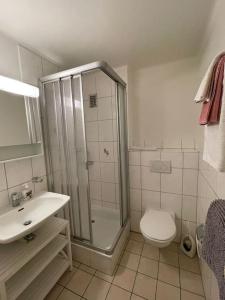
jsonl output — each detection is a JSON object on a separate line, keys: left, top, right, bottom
{"left": 129, "top": 151, "right": 141, "bottom": 166}
{"left": 101, "top": 182, "right": 115, "bottom": 203}
{"left": 181, "top": 220, "right": 196, "bottom": 239}
{"left": 130, "top": 211, "right": 141, "bottom": 232}
{"left": 5, "top": 159, "right": 32, "bottom": 188}
{"left": 182, "top": 195, "right": 197, "bottom": 222}
{"left": 183, "top": 169, "right": 198, "bottom": 196}
{"left": 174, "top": 219, "right": 181, "bottom": 243}
{"left": 0, "top": 164, "right": 7, "bottom": 191}
{"left": 142, "top": 189, "right": 160, "bottom": 211}
{"left": 98, "top": 120, "right": 113, "bottom": 141}
{"left": 161, "top": 192, "right": 182, "bottom": 219}
{"left": 161, "top": 151, "right": 183, "bottom": 168}
{"left": 89, "top": 162, "right": 101, "bottom": 181}
{"left": 98, "top": 98, "right": 113, "bottom": 120}
{"left": 141, "top": 151, "right": 160, "bottom": 166}
{"left": 112, "top": 119, "right": 118, "bottom": 141}
{"left": 87, "top": 142, "right": 100, "bottom": 161}
{"left": 141, "top": 166, "right": 160, "bottom": 191}
{"left": 183, "top": 152, "right": 199, "bottom": 169}
{"left": 34, "top": 176, "right": 48, "bottom": 193}
{"left": 129, "top": 166, "right": 141, "bottom": 189}
{"left": 100, "top": 142, "right": 115, "bottom": 162}
{"left": 86, "top": 122, "right": 99, "bottom": 141}
{"left": 32, "top": 156, "right": 46, "bottom": 177}
{"left": 90, "top": 181, "right": 101, "bottom": 200}
{"left": 111, "top": 95, "right": 117, "bottom": 119}
{"left": 84, "top": 101, "right": 98, "bottom": 122}
{"left": 161, "top": 168, "right": 182, "bottom": 194}
{"left": 113, "top": 142, "right": 118, "bottom": 162}
{"left": 0, "top": 190, "right": 9, "bottom": 208}
{"left": 100, "top": 163, "right": 115, "bottom": 183}
{"left": 130, "top": 188, "right": 141, "bottom": 211}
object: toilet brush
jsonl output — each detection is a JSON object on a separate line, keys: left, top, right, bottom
{"left": 180, "top": 221, "right": 197, "bottom": 258}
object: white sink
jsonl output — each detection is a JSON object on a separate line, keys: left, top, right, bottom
{"left": 0, "top": 192, "right": 70, "bottom": 244}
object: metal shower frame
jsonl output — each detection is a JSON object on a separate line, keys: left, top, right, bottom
{"left": 40, "top": 61, "right": 129, "bottom": 254}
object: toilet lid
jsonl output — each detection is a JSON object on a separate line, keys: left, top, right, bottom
{"left": 140, "top": 210, "right": 176, "bottom": 241}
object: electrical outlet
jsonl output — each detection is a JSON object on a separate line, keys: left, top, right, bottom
{"left": 150, "top": 160, "right": 171, "bottom": 173}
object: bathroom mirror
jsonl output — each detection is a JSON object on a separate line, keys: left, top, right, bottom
{"left": 0, "top": 90, "right": 41, "bottom": 147}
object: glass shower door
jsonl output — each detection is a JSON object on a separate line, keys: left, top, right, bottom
{"left": 41, "top": 76, "right": 92, "bottom": 242}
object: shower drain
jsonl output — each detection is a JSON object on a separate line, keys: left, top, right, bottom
{"left": 23, "top": 220, "right": 32, "bottom": 226}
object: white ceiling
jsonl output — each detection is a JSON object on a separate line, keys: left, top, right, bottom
{"left": 0, "top": 0, "right": 214, "bottom": 68}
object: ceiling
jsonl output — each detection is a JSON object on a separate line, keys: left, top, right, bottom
{"left": 0, "top": 0, "right": 214, "bottom": 69}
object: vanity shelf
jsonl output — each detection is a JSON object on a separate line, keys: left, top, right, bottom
{"left": 0, "top": 217, "right": 72, "bottom": 300}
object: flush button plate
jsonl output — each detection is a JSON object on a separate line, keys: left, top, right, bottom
{"left": 150, "top": 160, "right": 171, "bottom": 173}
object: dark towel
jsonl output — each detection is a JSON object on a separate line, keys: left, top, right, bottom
{"left": 202, "top": 199, "right": 225, "bottom": 300}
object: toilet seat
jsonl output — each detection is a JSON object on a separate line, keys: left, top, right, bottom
{"left": 140, "top": 209, "right": 176, "bottom": 246}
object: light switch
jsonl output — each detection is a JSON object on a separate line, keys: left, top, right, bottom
{"left": 150, "top": 160, "right": 171, "bottom": 173}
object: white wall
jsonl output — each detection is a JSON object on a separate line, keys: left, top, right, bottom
{"left": 128, "top": 57, "right": 201, "bottom": 148}
{"left": 195, "top": 1, "right": 225, "bottom": 299}
{"left": 0, "top": 32, "right": 58, "bottom": 208}
{"left": 129, "top": 149, "right": 199, "bottom": 245}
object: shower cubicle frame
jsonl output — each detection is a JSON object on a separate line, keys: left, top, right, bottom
{"left": 40, "top": 61, "right": 129, "bottom": 255}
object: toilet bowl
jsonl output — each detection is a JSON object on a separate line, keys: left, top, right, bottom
{"left": 140, "top": 209, "right": 176, "bottom": 248}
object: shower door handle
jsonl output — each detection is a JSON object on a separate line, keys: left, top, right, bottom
{"left": 85, "top": 161, "right": 94, "bottom": 169}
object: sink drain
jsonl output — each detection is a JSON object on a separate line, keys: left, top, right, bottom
{"left": 23, "top": 220, "right": 32, "bottom": 226}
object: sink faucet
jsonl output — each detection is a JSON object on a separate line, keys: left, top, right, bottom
{"left": 11, "top": 188, "right": 33, "bottom": 207}
{"left": 11, "top": 192, "right": 23, "bottom": 207}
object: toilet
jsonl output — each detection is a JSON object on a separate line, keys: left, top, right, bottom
{"left": 140, "top": 209, "right": 176, "bottom": 248}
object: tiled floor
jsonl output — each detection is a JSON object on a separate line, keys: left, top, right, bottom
{"left": 45, "top": 232, "right": 205, "bottom": 300}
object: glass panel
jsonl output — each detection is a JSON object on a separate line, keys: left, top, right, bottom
{"left": 41, "top": 77, "right": 91, "bottom": 241}
{"left": 72, "top": 76, "right": 92, "bottom": 241}
{"left": 82, "top": 70, "right": 121, "bottom": 250}
{"left": 117, "top": 83, "right": 129, "bottom": 225}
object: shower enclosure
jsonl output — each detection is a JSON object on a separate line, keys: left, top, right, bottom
{"left": 40, "top": 62, "right": 129, "bottom": 254}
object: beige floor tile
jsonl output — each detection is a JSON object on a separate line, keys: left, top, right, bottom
{"left": 160, "top": 248, "right": 179, "bottom": 267}
{"left": 45, "top": 284, "right": 63, "bottom": 300}
{"left": 180, "top": 270, "right": 204, "bottom": 296}
{"left": 106, "top": 285, "right": 131, "bottom": 300}
{"left": 58, "top": 268, "right": 78, "bottom": 286}
{"left": 126, "top": 239, "right": 143, "bottom": 255}
{"left": 120, "top": 251, "right": 140, "bottom": 271}
{"left": 179, "top": 255, "right": 200, "bottom": 274}
{"left": 133, "top": 273, "right": 157, "bottom": 300}
{"left": 181, "top": 290, "right": 205, "bottom": 300}
{"left": 166, "top": 242, "right": 179, "bottom": 253}
{"left": 79, "top": 264, "right": 96, "bottom": 275}
{"left": 84, "top": 277, "right": 111, "bottom": 300}
{"left": 66, "top": 269, "right": 93, "bottom": 296}
{"left": 130, "top": 232, "right": 144, "bottom": 242}
{"left": 113, "top": 266, "right": 136, "bottom": 291}
{"left": 142, "top": 243, "right": 160, "bottom": 261}
{"left": 131, "top": 294, "right": 146, "bottom": 300}
{"left": 73, "top": 260, "right": 81, "bottom": 268}
{"left": 138, "top": 257, "right": 159, "bottom": 279}
{"left": 158, "top": 263, "right": 180, "bottom": 287}
{"left": 95, "top": 270, "right": 114, "bottom": 283}
{"left": 57, "top": 289, "right": 81, "bottom": 300}
{"left": 156, "top": 281, "right": 180, "bottom": 300}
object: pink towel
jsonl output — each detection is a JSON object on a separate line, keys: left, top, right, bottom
{"left": 199, "top": 56, "right": 225, "bottom": 125}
